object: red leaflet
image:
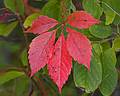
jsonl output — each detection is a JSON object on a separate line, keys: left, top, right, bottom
{"left": 28, "top": 30, "right": 56, "bottom": 76}
{"left": 66, "top": 28, "right": 92, "bottom": 69}
{"left": 48, "top": 34, "right": 72, "bottom": 93}
{"left": 27, "top": 10, "right": 100, "bottom": 93}
{"left": 67, "top": 11, "right": 100, "bottom": 29}
{"left": 26, "top": 16, "right": 58, "bottom": 34}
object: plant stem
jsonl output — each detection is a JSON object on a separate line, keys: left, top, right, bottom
{"left": 16, "top": 13, "right": 31, "bottom": 76}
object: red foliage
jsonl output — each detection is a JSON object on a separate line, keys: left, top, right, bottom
{"left": 66, "top": 28, "right": 92, "bottom": 69}
{"left": 26, "top": 11, "right": 100, "bottom": 92}
{"left": 28, "top": 31, "right": 56, "bottom": 76}
{"left": 26, "top": 16, "right": 58, "bottom": 34}
{"left": 67, "top": 11, "right": 100, "bottom": 29}
{"left": 48, "top": 34, "right": 72, "bottom": 93}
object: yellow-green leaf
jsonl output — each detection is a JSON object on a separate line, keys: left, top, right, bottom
{"left": 0, "top": 71, "right": 24, "bottom": 85}
{"left": 0, "top": 21, "right": 18, "bottom": 36}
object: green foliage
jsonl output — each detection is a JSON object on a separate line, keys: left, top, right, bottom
{"left": 102, "top": 0, "right": 120, "bottom": 14}
{"left": 73, "top": 44, "right": 102, "bottom": 93}
{"left": 83, "top": 0, "right": 103, "bottom": 19}
{"left": 15, "top": 76, "right": 30, "bottom": 96}
{"left": 90, "top": 24, "right": 112, "bottom": 38}
{"left": 102, "top": 0, "right": 120, "bottom": 25}
{"left": 112, "top": 37, "right": 120, "bottom": 52}
{"left": 99, "top": 48, "right": 118, "bottom": 96}
{"left": 0, "top": 21, "right": 18, "bottom": 36}
{"left": 73, "top": 58, "right": 102, "bottom": 93}
{"left": 42, "top": 0, "right": 61, "bottom": 20}
{"left": 4, "top": 0, "right": 16, "bottom": 12}
{"left": 102, "top": 3, "right": 116, "bottom": 25}
{"left": 0, "top": 71, "right": 24, "bottom": 85}
{"left": 4, "top": 0, "right": 24, "bottom": 15}
{"left": 20, "top": 49, "right": 28, "bottom": 66}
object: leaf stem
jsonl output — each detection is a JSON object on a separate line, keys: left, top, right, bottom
{"left": 60, "top": 0, "right": 68, "bottom": 33}
{"left": 16, "top": 13, "right": 31, "bottom": 76}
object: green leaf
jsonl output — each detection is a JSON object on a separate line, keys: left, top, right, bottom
{"left": 4, "top": 0, "right": 16, "bottom": 12}
{"left": 20, "top": 49, "right": 28, "bottom": 66}
{"left": 116, "top": 55, "right": 120, "bottom": 68}
{"left": 42, "top": 0, "right": 60, "bottom": 20}
{"left": 102, "top": 3, "right": 116, "bottom": 25}
{"left": 73, "top": 49, "right": 102, "bottom": 93}
{"left": 0, "top": 75, "right": 29, "bottom": 96}
{"left": 102, "top": 48, "right": 116, "bottom": 68}
{"left": 90, "top": 24, "right": 112, "bottom": 39}
{"left": 62, "top": 0, "right": 76, "bottom": 14}
{"left": 112, "top": 37, "right": 120, "bottom": 52}
{"left": 16, "top": 0, "right": 25, "bottom": 16}
{"left": 100, "top": 68, "right": 117, "bottom": 96}
{"left": 102, "top": 0, "right": 120, "bottom": 14}
{"left": 99, "top": 48, "right": 118, "bottom": 96}
{"left": 15, "top": 76, "right": 30, "bottom": 96}
{"left": 92, "top": 44, "right": 103, "bottom": 57}
{"left": 83, "top": 0, "right": 103, "bottom": 18}
{"left": 0, "top": 21, "right": 18, "bottom": 36}
{"left": 24, "top": 13, "right": 41, "bottom": 28}
{"left": 61, "top": 86, "right": 77, "bottom": 96}
{"left": 113, "top": 15, "right": 120, "bottom": 25}
{"left": 0, "top": 71, "right": 24, "bottom": 85}
{"left": 4, "top": 0, "right": 24, "bottom": 15}
{"left": 69, "top": 0, "right": 76, "bottom": 12}
{"left": 101, "top": 42, "right": 111, "bottom": 51}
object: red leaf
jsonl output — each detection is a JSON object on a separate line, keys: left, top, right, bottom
{"left": 66, "top": 28, "right": 92, "bottom": 69}
{"left": 67, "top": 11, "right": 100, "bottom": 29}
{"left": 28, "top": 30, "right": 56, "bottom": 76}
{"left": 26, "top": 16, "right": 58, "bottom": 34}
{"left": 48, "top": 34, "right": 72, "bottom": 93}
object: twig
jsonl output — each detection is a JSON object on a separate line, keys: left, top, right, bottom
{"left": 15, "top": 13, "right": 31, "bottom": 76}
